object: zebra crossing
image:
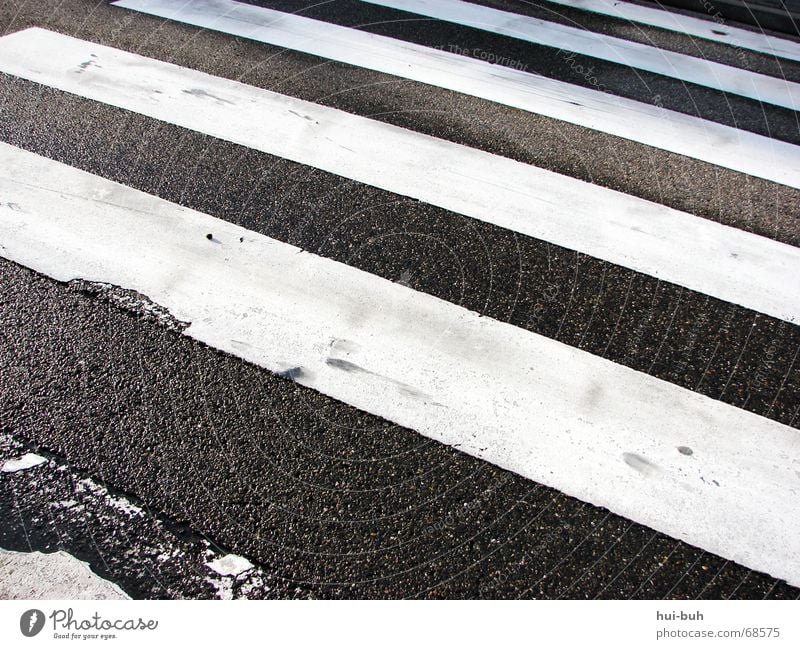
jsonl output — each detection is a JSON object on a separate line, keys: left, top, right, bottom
{"left": 362, "top": 0, "right": 800, "bottom": 108}
{"left": 2, "top": 27, "right": 798, "bottom": 321}
{"left": 0, "top": 0, "right": 799, "bottom": 599}
{"left": 109, "top": 0, "right": 800, "bottom": 188}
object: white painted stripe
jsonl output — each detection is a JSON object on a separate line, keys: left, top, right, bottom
{"left": 1, "top": 453, "right": 47, "bottom": 473}
{"left": 1, "top": 28, "right": 798, "bottom": 325}
{"left": 364, "top": 0, "right": 800, "bottom": 109}
{"left": 2, "top": 142, "right": 798, "bottom": 587}
{"left": 544, "top": 0, "right": 800, "bottom": 63}
{"left": 107, "top": 0, "right": 800, "bottom": 189}
{"left": 0, "top": 550, "right": 130, "bottom": 599}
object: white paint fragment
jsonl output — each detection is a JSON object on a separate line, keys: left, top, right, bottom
{"left": 52, "top": 499, "right": 79, "bottom": 510}
{"left": 0, "top": 549, "right": 129, "bottom": 599}
{"left": 206, "top": 554, "right": 254, "bottom": 577}
{"left": 0, "top": 143, "right": 798, "bottom": 588}
{"left": 1, "top": 453, "right": 47, "bottom": 473}
{"left": 0, "top": 33, "right": 798, "bottom": 323}
{"left": 205, "top": 575, "right": 234, "bottom": 600}
{"left": 240, "top": 574, "right": 268, "bottom": 597}
{"left": 204, "top": 555, "right": 262, "bottom": 599}
{"left": 104, "top": 493, "right": 145, "bottom": 518}
{"left": 74, "top": 477, "right": 144, "bottom": 518}
{"left": 102, "top": 3, "right": 800, "bottom": 189}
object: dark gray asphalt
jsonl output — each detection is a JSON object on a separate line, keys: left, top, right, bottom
{"left": 0, "top": 430, "right": 287, "bottom": 599}
{"left": 0, "top": 0, "right": 798, "bottom": 599}
{"left": 2, "top": 259, "right": 798, "bottom": 599}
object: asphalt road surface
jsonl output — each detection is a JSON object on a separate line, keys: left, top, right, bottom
{"left": 1, "top": 0, "right": 799, "bottom": 599}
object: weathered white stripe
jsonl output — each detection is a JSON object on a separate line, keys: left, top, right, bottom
{"left": 544, "top": 0, "right": 800, "bottom": 63}
{"left": 1, "top": 28, "right": 798, "bottom": 325}
{"left": 0, "top": 550, "right": 130, "bottom": 600}
{"left": 364, "top": 0, "right": 799, "bottom": 109}
{"left": 2, "top": 142, "right": 799, "bottom": 587}
{"left": 107, "top": 0, "right": 800, "bottom": 189}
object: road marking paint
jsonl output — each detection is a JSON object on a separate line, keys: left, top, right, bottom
{"left": 0, "top": 28, "right": 798, "bottom": 324}
{"left": 364, "top": 0, "right": 799, "bottom": 109}
{"left": 0, "top": 550, "right": 130, "bottom": 599}
{"left": 107, "top": 0, "right": 800, "bottom": 188}
{"left": 1, "top": 142, "right": 798, "bottom": 587}
{"left": 543, "top": 0, "right": 800, "bottom": 63}
{"left": 1, "top": 453, "right": 47, "bottom": 473}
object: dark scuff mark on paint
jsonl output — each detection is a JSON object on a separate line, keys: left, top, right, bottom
{"left": 622, "top": 452, "right": 658, "bottom": 476}
{"left": 288, "top": 109, "right": 316, "bottom": 122}
{"left": 323, "top": 136, "right": 354, "bottom": 153}
{"left": 583, "top": 382, "right": 603, "bottom": 409}
{"left": 277, "top": 367, "right": 305, "bottom": 381}
{"left": 326, "top": 357, "right": 436, "bottom": 403}
{"left": 182, "top": 88, "right": 235, "bottom": 105}
{"left": 75, "top": 54, "right": 100, "bottom": 73}
{"left": 678, "top": 446, "right": 693, "bottom": 456}
{"left": 326, "top": 358, "right": 362, "bottom": 373}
